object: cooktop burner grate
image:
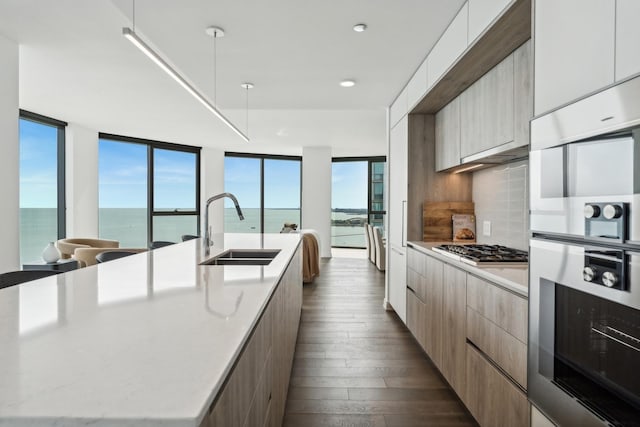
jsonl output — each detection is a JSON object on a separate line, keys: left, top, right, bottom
{"left": 432, "top": 244, "right": 529, "bottom": 266}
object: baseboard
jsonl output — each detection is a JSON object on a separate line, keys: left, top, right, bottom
{"left": 382, "top": 298, "right": 393, "bottom": 311}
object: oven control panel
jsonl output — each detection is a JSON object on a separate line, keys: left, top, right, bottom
{"left": 583, "top": 248, "right": 627, "bottom": 291}
{"left": 584, "top": 202, "right": 628, "bottom": 243}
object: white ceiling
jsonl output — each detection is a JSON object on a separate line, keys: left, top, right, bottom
{"left": 0, "top": 0, "right": 464, "bottom": 156}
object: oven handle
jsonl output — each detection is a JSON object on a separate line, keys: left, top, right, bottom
{"left": 591, "top": 327, "right": 640, "bottom": 352}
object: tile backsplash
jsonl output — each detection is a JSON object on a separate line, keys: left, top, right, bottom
{"left": 472, "top": 159, "right": 529, "bottom": 251}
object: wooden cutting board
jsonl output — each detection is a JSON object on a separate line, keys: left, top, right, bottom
{"left": 423, "top": 201, "right": 475, "bottom": 242}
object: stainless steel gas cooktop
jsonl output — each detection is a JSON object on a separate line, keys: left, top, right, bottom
{"left": 432, "top": 244, "right": 529, "bottom": 267}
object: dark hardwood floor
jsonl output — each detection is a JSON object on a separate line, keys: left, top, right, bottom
{"left": 283, "top": 255, "right": 477, "bottom": 427}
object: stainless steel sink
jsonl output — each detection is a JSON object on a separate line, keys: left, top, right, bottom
{"left": 201, "top": 249, "right": 281, "bottom": 266}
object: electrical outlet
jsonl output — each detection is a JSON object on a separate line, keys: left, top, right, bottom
{"left": 483, "top": 221, "right": 491, "bottom": 237}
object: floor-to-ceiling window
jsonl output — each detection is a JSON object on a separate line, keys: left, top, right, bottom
{"left": 98, "top": 134, "right": 200, "bottom": 247}
{"left": 331, "top": 157, "right": 386, "bottom": 248}
{"left": 224, "top": 153, "right": 301, "bottom": 233}
{"left": 19, "top": 111, "right": 66, "bottom": 264}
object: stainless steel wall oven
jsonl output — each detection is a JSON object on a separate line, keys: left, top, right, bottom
{"left": 529, "top": 76, "right": 640, "bottom": 427}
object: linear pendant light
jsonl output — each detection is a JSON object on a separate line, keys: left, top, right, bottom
{"left": 122, "top": 27, "right": 249, "bottom": 142}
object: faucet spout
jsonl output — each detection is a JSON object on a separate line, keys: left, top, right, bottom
{"left": 203, "top": 192, "right": 244, "bottom": 253}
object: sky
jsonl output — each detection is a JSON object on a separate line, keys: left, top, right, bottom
{"left": 98, "top": 140, "right": 196, "bottom": 209}
{"left": 20, "top": 118, "right": 374, "bottom": 211}
{"left": 223, "top": 157, "right": 370, "bottom": 210}
{"left": 19, "top": 119, "right": 58, "bottom": 208}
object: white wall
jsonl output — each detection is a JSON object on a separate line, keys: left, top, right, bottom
{"left": 201, "top": 147, "right": 225, "bottom": 237}
{"left": 302, "top": 146, "right": 332, "bottom": 258}
{"left": 66, "top": 124, "right": 98, "bottom": 237}
{"left": 0, "top": 34, "right": 19, "bottom": 273}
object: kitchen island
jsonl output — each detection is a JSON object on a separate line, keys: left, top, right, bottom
{"left": 0, "top": 233, "right": 303, "bottom": 427}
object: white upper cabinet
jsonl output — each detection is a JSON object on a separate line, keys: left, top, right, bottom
{"left": 390, "top": 86, "right": 408, "bottom": 128}
{"left": 615, "top": 0, "right": 640, "bottom": 81}
{"left": 427, "top": 3, "right": 469, "bottom": 89}
{"left": 534, "top": 0, "right": 615, "bottom": 116}
{"left": 407, "top": 59, "right": 428, "bottom": 110}
{"left": 467, "top": 0, "right": 512, "bottom": 43}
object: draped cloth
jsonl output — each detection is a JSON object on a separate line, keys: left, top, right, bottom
{"left": 302, "top": 233, "right": 320, "bottom": 283}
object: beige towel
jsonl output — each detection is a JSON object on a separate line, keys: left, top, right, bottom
{"left": 302, "top": 233, "right": 320, "bottom": 283}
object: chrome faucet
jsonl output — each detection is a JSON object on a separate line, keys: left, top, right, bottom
{"left": 204, "top": 192, "right": 244, "bottom": 253}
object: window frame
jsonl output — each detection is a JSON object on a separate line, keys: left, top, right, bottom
{"left": 98, "top": 133, "right": 201, "bottom": 246}
{"left": 331, "top": 156, "right": 387, "bottom": 248}
{"left": 19, "top": 109, "right": 67, "bottom": 239}
{"left": 224, "top": 152, "right": 303, "bottom": 234}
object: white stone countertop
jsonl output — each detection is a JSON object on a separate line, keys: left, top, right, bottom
{"left": 407, "top": 241, "right": 528, "bottom": 297}
{"left": 0, "top": 233, "right": 301, "bottom": 427}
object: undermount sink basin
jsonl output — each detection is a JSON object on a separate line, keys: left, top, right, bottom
{"left": 201, "top": 249, "right": 281, "bottom": 266}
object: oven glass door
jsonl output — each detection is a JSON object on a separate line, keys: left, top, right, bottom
{"left": 552, "top": 283, "right": 640, "bottom": 425}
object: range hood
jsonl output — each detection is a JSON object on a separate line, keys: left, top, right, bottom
{"left": 451, "top": 143, "right": 529, "bottom": 173}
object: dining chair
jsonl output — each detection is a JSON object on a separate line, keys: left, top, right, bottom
{"left": 95, "top": 251, "right": 139, "bottom": 264}
{"left": 0, "top": 270, "right": 61, "bottom": 290}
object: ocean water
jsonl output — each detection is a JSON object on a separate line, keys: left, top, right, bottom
{"left": 224, "top": 208, "right": 369, "bottom": 248}
{"left": 19, "top": 207, "right": 374, "bottom": 264}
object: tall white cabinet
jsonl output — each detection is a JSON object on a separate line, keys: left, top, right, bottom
{"left": 535, "top": 0, "right": 640, "bottom": 116}
{"left": 388, "top": 116, "right": 408, "bottom": 322}
{"left": 616, "top": 0, "right": 640, "bottom": 81}
{"left": 534, "top": 0, "right": 615, "bottom": 116}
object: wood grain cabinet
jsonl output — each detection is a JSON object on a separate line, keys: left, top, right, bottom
{"left": 435, "top": 97, "right": 461, "bottom": 171}
{"left": 460, "top": 51, "right": 514, "bottom": 158}
{"left": 201, "top": 245, "right": 302, "bottom": 427}
{"left": 440, "top": 264, "right": 467, "bottom": 397}
{"left": 406, "top": 247, "right": 443, "bottom": 369}
{"left": 436, "top": 40, "right": 531, "bottom": 170}
{"left": 465, "top": 344, "right": 530, "bottom": 427}
{"left": 406, "top": 248, "right": 530, "bottom": 427}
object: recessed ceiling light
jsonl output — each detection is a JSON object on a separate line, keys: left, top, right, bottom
{"left": 353, "top": 23, "right": 367, "bottom": 32}
{"left": 241, "top": 83, "right": 254, "bottom": 89}
{"left": 340, "top": 80, "right": 356, "bottom": 88}
{"left": 205, "top": 26, "right": 225, "bottom": 37}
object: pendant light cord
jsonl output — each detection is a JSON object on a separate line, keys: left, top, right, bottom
{"left": 246, "top": 86, "right": 249, "bottom": 138}
{"left": 213, "top": 34, "right": 217, "bottom": 106}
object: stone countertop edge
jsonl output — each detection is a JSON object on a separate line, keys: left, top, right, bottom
{"left": 0, "top": 233, "right": 302, "bottom": 427}
{"left": 407, "top": 241, "right": 529, "bottom": 297}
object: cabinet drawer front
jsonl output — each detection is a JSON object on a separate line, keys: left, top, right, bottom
{"left": 466, "top": 308, "right": 527, "bottom": 389}
{"left": 406, "top": 288, "right": 427, "bottom": 351}
{"left": 465, "top": 344, "right": 529, "bottom": 427}
{"left": 466, "top": 274, "right": 527, "bottom": 343}
{"left": 243, "top": 350, "right": 273, "bottom": 427}
{"left": 407, "top": 268, "right": 427, "bottom": 302}
{"left": 407, "top": 247, "right": 427, "bottom": 276}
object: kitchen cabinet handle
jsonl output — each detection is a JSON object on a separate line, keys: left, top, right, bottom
{"left": 592, "top": 326, "right": 640, "bottom": 352}
{"left": 391, "top": 247, "right": 405, "bottom": 256}
{"left": 401, "top": 200, "right": 407, "bottom": 247}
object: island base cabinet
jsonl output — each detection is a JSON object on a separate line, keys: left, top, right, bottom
{"left": 465, "top": 344, "right": 529, "bottom": 427}
{"left": 207, "top": 300, "right": 274, "bottom": 427}
{"left": 202, "top": 244, "right": 302, "bottom": 427}
{"left": 271, "top": 245, "right": 303, "bottom": 427}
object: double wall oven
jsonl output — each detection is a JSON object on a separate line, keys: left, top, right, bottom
{"left": 529, "top": 76, "right": 640, "bottom": 427}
